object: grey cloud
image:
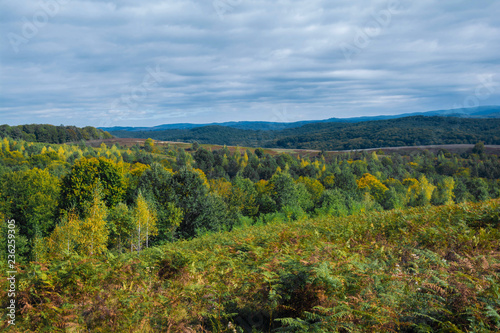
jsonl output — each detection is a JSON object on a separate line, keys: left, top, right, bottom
{"left": 1, "top": 0, "right": 499, "bottom": 126}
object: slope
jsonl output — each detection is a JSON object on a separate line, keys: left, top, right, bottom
{"left": 7, "top": 199, "right": 500, "bottom": 332}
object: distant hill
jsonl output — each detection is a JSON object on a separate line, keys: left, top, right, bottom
{"left": 100, "top": 106, "right": 500, "bottom": 132}
{"left": 107, "top": 115, "right": 500, "bottom": 151}
{"left": 0, "top": 124, "right": 113, "bottom": 144}
{"left": 269, "top": 116, "right": 500, "bottom": 150}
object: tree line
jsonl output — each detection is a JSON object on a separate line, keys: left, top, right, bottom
{"left": 0, "top": 124, "right": 113, "bottom": 144}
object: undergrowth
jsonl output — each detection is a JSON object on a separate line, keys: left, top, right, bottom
{"left": 1, "top": 200, "right": 499, "bottom": 332}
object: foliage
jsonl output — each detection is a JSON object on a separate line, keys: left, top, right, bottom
{"left": 133, "top": 192, "right": 158, "bottom": 251}
{"left": 3, "top": 199, "right": 500, "bottom": 332}
{"left": 107, "top": 202, "right": 135, "bottom": 252}
{"left": 60, "top": 157, "right": 125, "bottom": 215}
{"left": 0, "top": 168, "right": 60, "bottom": 240}
{"left": 405, "top": 175, "right": 436, "bottom": 207}
{"left": 2, "top": 134, "right": 500, "bottom": 262}
{"left": 0, "top": 123, "right": 112, "bottom": 144}
{"left": 356, "top": 172, "right": 388, "bottom": 203}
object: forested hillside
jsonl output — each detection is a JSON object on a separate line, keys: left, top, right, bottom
{"left": 108, "top": 116, "right": 500, "bottom": 150}
{"left": 0, "top": 135, "right": 499, "bottom": 331}
{"left": 100, "top": 105, "right": 500, "bottom": 132}
{"left": 0, "top": 124, "right": 112, "bottom": 144}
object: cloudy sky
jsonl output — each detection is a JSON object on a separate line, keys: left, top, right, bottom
{"left": 1, "top": 0, "right": 499, "bottom": 127}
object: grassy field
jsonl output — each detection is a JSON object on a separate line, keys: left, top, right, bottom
{"left": 3, "top": 199, "right": 500, "bottom": 332}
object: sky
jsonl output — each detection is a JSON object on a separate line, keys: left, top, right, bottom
{"left": 1, "top": 0, "right": 500, "bottom": 127}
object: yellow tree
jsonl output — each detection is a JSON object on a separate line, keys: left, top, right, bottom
{"left": 241, "top": 151, "right": 249, "bottom": 169}
{"left": 441, "top": 177, "right": 455, "bottom": 205}
{"left": 322, "top": 174, "right": 335, "bottom": 189}
{"left": 45, "top": 212, "right": 80, "bottom": 259}
{"left": 432, "top": 177, "right": 455, "bottom": 206}
{"left": 405, "top": 175, "right": 436, "bottom": 207}
{"left": 78, "top": 188, "right": 109, "bottom": 256}
{"left": 357, "top": 173, "right": 388, "bottom": 202}
{"left": 57, "top": 146, "right": 66, "bottom": 160}
{"left": 255, "top": 179, "right": 269, "bottom": 194}
{"left": 2, "top": 137, "right": 10, "bottom": 152}
{"left": 133, "top": 192, "right": 158, "bottom": 251}
{"left": 209, "top": 178, "right": 233, "bottom": 201}
{"left": 297, "top": 176, "right": 325, "bottom": 204}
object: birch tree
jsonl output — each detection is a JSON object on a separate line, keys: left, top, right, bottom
{"left": 78, "top": 187, "right": 109, "bottom": 256}
{"left": 133, "top": 192, "right": 158, "bottom": 251}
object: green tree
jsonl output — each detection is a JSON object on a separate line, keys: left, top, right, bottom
{"left": 381, "top": 187, "right": 405, "bottom": 210}
{"left": 268, "top": 171, "right": 313, "bottom": 212}
{"left": 334, "top": 168, "right": 357, "bottom": 192}
{"left": 172, "top": 167, "right": 211, "bottom": 238}
{"left": 466, "top": 178, "right": 490, "bottom": 202}
{"left": 472, "top": 141, "right": 485, "bottom": 155}
{"left": 194, "top": 147, "right": 215, "bottom": 175}
{"left": 0, "top": 168, "right": 60, "bottom": 259}
{"left": 135, "top": 163, "right": 184, "bottom": 242}
{"left": 60, "top": 157, "right": 125, "bottom": 215}
{"left": 231, "top": 176, "right": 259, "bottom": 217}
{"left": 107, "top": 203, "right": 134, "bottom": 252}
{"left": 144, "top": 138, "right": 155, "bottom": 152}
{"left": 193, "top": 193, "right": 233, "bottom": 235}
{"left": 453, "top": 177, "right": 473, "bottom": 203}
{"left": 315, "top": 189, "right": 349, "bottom": 217}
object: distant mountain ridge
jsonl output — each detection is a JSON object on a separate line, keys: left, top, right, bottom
{"left": 99, "top": 106, "right": 500, "bottom": 132}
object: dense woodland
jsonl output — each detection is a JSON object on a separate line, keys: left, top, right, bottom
{"left": 0, "top": 131, "right": 500, "bottom": 331}
{"left": 108, "top": 116, "right": 500, "bottom": 150}
{"left": 0, "top": 124, "right": 112, "bottom": 144}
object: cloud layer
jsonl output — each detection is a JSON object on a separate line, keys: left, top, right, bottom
{"left": 1, "top": 0, "right": 500, "bottom": 126}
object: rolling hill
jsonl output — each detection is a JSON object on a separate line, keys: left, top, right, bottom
{"left": 106, "top": 116, "right": 500, "bottom": 151}
{"left": 101, "top": 106, "right": 500, "bottom": 132}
